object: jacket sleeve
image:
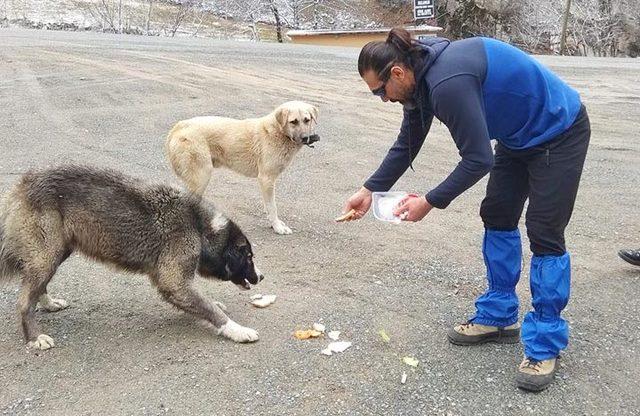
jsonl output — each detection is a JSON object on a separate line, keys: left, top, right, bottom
{"left": 425, "top": 74, "right": 494, "bottom": 209}
{"left": 364, "top": 107, "right": 433, "bottom": 192}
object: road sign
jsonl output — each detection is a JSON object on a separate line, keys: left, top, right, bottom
{"left": 414, "top": 0, "right": 435, "bottom": 19}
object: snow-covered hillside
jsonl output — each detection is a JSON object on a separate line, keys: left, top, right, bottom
{"left": 0, "top": 0, "right": 414, "bottom": 40}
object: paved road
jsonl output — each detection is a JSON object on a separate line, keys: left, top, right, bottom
{"left": 1, "top": 28, "right": 639, "bottom": 415}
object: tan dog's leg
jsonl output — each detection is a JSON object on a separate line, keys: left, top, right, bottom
{"left": 258, "top": 174, "right": 291, "bottom": 235}
{"left": 166, "top": 135, "right": 213, "bottom": 196}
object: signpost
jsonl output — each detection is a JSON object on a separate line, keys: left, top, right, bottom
{"left": 414, "top": 0, "right": 435, "bottom": 20}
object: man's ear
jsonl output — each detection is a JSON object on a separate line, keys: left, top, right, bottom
{"left": 276, "top": 106, "right": 289, "bottom": 128}
{"left": 390, "top": 65, "right": 405, "bottom": 80}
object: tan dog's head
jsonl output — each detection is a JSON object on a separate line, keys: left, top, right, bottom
{"left": 275, "top": 101, "right": 320, "bottom": 146}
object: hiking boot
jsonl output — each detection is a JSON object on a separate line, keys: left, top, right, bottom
{"left": 447, "top": 321, "right": 520, "bottom": 346}
{"left": 516, "top": 357, "right": 558, "bottom": 392}
{"left": 618, "top": 249, "right": 640, "bottom": 266}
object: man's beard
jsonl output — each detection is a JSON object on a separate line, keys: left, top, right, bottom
{"left": 402, "top": 99, "right": 417, "bottom": 110}
{"left": 397, "top": 86, "right": 417, "bottom": 109}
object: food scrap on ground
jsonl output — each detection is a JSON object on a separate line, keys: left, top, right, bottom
{"left": 294, "top": 329, "right": 323, "bottom": 340}
{"left": 378, "top": 329, "right": 391, "bottom": 343}
{"left": 402, "top": 356, "right": 419, "bottom": 367}
{"left": 321, "top": 341, "right": 352, "bottom": 356}
{"left": 250, "top": 294, "right": 277, "bottom": 308}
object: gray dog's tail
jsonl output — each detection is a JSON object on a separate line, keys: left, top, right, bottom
{"left": 0, "top": 215, "right": 21, "bottom": 282}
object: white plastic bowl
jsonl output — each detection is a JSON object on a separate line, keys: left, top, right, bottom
{"left": 372, "top": 191, "right": 407, "bottom": 224}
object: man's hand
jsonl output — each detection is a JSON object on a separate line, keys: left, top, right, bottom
{"left": 393, "top": 195, "right": 433, "bottom": 222}
{"left": 341, "top": 187, "right": 372, "bottom": 221}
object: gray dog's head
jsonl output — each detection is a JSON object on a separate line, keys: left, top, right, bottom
{"left": 275, "top": 101, "right": 320, "bottom": 146}
{"left": 198, "top": 213, "right": 264, "bottom": 290}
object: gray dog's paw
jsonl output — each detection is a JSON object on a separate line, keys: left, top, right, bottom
{"left": 38, "top": 294, "right": 69, "bottom": 312}
{"left": 219, "top": 320, "right": 259, "bottom": 343}
{"left": 28, "top": 334, "right": 55, "bottom": 350}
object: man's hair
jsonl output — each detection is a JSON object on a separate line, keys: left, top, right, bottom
{"left": 357, "top": 27, "right": 423, "bottom": 79}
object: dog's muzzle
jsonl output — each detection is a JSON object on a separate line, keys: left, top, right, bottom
{"left": 236, "top": 269, "right": 264, "bottom": 290}
{"left": 300, "top": 134, "right": 320, "bottom": 148}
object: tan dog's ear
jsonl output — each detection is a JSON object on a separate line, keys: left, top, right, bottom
{"left": 276, "top": 106, "right": 290, "bottom": 129}
{"left": 310, "top": 105, "right": 319, "bottom": 123}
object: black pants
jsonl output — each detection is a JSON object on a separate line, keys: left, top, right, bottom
{"left": 480, "top": 105, "right": 591, "bottom": 256}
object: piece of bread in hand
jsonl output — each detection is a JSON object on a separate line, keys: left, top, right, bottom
{"left": 335, "top": 208, "right": 357, "bottom": 222}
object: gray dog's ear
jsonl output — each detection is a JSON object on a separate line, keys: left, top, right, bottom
{"left": 276, "top": 106, "right": 290, "bottom": 129}
{"left": 310, "top": 105, "right": 319, "bottom": 122}
{"left": 235, "top": 236, "right": 249, "bottom": 247}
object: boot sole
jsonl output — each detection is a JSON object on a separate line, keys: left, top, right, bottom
{"left": 516, "top": 361, "right": 558, "bottom": 392}
{"left": 618, "top": 251, "right": 640, "bottom": 266}
{"left": 447, "top": 329, "right": 520, "bottom": 346}
{"left": 516, "top": 379, "right": 551, "bottom": 392}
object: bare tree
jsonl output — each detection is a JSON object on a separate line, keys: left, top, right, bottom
{"left": 560, "top": 0, "right": 572, "bottom": 54}
{"left": 167, "top": 0, "right": 201, "bottom": 37}
{"left": 436, "top": 0, "right": 517, "bottom": 39}
{"left": 84, "top": 0, "right": 123, "bottom": 33}
{"left": 118, "top": 0, "right": 122, "bottom": 33}
{"left": 295, "top": 0, "right": 361, "bottom": 29}
{"left": 88, "top": 0, "right": 119, "bottom": 33}
{"left": 557, "top": 0, "right": 628, "bottom": 56}
{"left": 146, "top": 0, "right": 153, "bottom": 35}
{"left": 509, "top": 1, "right": 563, "bottom": 53}
{"left": 283, "top": 0, "right": 316, "bottom": 28}
{"left": 266, "top": 0, "right": 283, "bottom": 42}
{"left": 1, "top": 0, "right": 8, "bottom": 21}
{"left": 277, "top": 0, "right": 326, "bottom": 29}
{"left": 220, "top": 0, "right": 267, "bottom": 40}
{"left": 431, "top": 0, "right": 637, "bottom": 56}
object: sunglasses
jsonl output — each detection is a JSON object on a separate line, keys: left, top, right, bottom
{"left": 371, "top": 82, "right": 387, "bottom": 97}
{"left": 371, "top": 61, "right": 395, "bottom": 98}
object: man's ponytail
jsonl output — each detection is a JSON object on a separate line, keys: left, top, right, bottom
{"left": 386, "top": 28, "right": 413, "bottom": 56}
{"left": 358, "top": 27, "right": 422, "bottom": 78}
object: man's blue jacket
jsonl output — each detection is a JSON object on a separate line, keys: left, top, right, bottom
{"left": 364, "top": 37, "right": 582, "bottom": 209}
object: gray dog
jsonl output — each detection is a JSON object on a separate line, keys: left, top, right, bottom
{"left": 0, "top": 165, "right": 263, "bottom": 350}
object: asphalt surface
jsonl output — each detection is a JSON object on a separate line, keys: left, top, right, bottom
{"left": 0, "top": 28, "right": 639, "bottom": 415}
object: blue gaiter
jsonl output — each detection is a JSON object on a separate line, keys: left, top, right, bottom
{"left": 471, "top": 229, "right": 522, "bottom": 327}
{"left": 521, "top": 253, "right": 571, "bottom": 360}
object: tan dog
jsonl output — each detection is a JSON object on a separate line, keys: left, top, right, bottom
{"left": 165, "top": 101, "right": 319, "bottom": 235}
